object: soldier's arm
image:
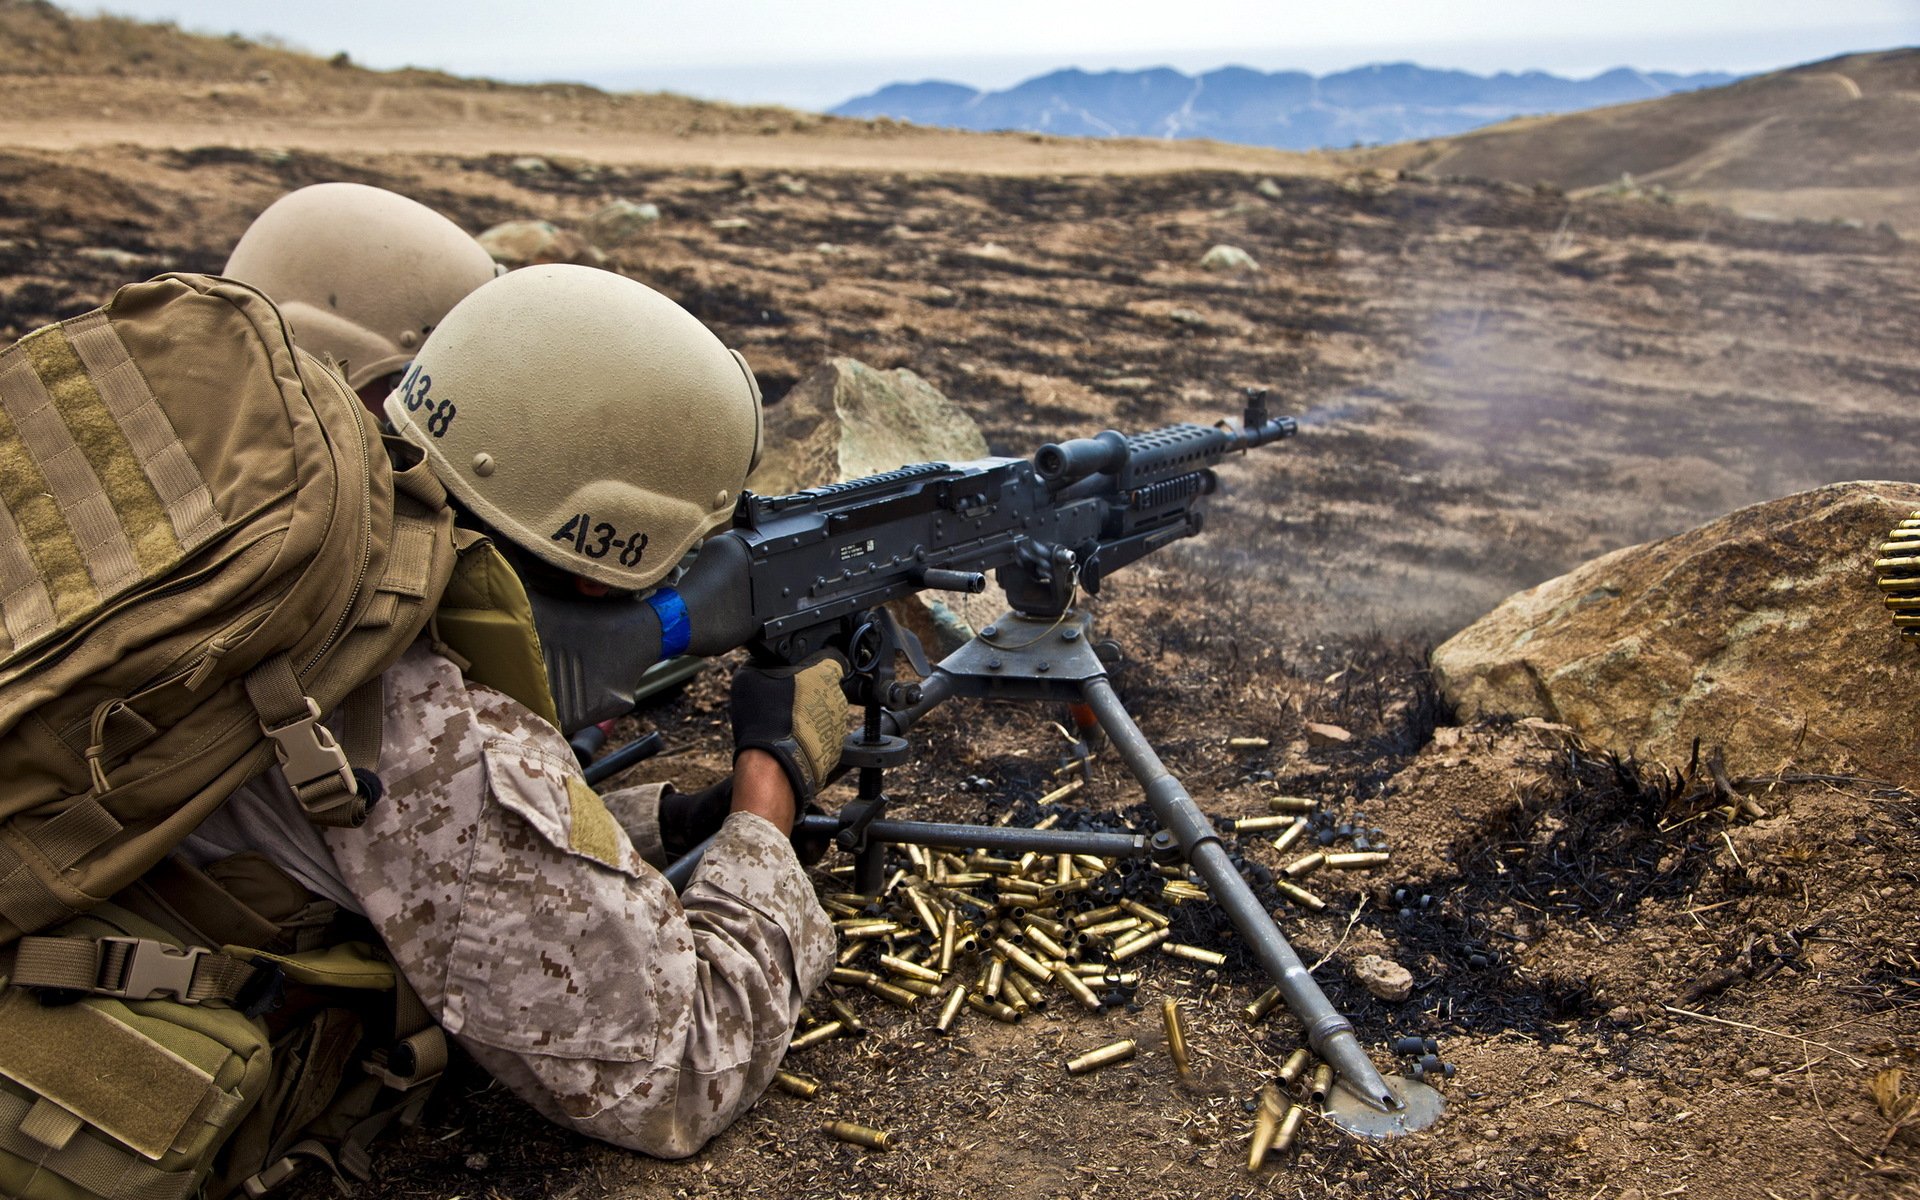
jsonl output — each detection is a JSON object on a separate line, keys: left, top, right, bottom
{"left": 324, "top": 645, "right": 835, "bottom": 1158}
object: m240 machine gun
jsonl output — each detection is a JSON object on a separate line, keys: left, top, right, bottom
{"left": 542, "top": 387, "right": 1440, "bottom": 1133}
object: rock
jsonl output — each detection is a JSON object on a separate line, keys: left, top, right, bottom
{"left": 1256, "top": 178, "right": 1284, "bottom": 200}
{"left": 710, "top": 217, "right": 753, "bottom": 231}
{"left": 510, "top": 155, "right": 550, "bottom": 174}
{"left": 1199, "top": 244, "right": 1259, "bottom": 272}
{"left": 1305, "top": 722, "right": 1352, "bottom": 749}
{"left": 1432, "top": 482, "right": 1920, "bottom": 779}
{"left": 76, "top": 247, "right": 153, "bottom": 271}
{"left": 476, "top": 220, "right": 604, "bottom": 268}
{"left": 584, "top": 199, "right": 661, "bottom": 247}
{"left": 751, "top": 358, "right": 1003, "bottom": 650}
{"left": 1353, "top": 954, "right": 1413, "bottom": 1001}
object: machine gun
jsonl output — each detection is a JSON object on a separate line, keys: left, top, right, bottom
{"left": 544, "top": 387, "right": 1435, "bottom": 1130}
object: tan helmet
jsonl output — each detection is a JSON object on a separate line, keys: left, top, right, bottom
{"left": 386, "top": 264, "right": 764, "bottom": 591}
{"left": 223, "top": 182, "right": 500, "bottom": 391}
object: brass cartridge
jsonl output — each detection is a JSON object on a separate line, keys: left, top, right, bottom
{"left": 774, "top": 1070, "right": 821, "bottom": 1098}
{"left": 821, "top": 898, "right": 862, "bottom": 918}
{"left": 997, "top": 876, "right": 1045, "bottom": 897}
{"left": 1309, "top": 1063, "right": 1334, "bottom": 1105}
{"left": 1242, "top": 985, "right": 1283, "bottom": 1023}
{"left": 837, "top": 919, "right": 902, "bottom": 939}
{"left": 864, "top": 980, "right": 920, "bottom": 1008}
{"left": 835, "top": 941, "right": 868, "bottom": 966}
{"left": 1024, "top": 913, "right": 1069, "bottom": 939}
{"left": 1162, "top": 999, "right": 1193, "bottom": 1081}
{"left": 906, "top": 887, "right": 944, "bottom": 939}
{"left": 789, "top": 1021, "right": 845, "bottom": 1050}
{"left": 984, "top": 956, "right": 1006, "bottom": 1000}
{"left": 1161, "top": 942, "right": 1228, "bottom": 966}
{"left": 1120, "top": 898, "right": 1172, "bottom": 928}
{"left": 1073, "top": 854, "right": 1109, "bottom": 873}
{"left": 1161, "top": 882, "right": 1208, "bottom": 901}
{"left": 1273, "top": 1102, "right": 1305, "bottom": 1153}
{"left": 1024, "top": 924, "right": 1071, "bottom": 961}
{"left": 936, "top": 983, "right": 968, "bottom": 1033}
{"left": 939, "top": 909, "right": 959, "bottom": 974}
{"left": 1111, "top": 928, "right": 1171, "bottom": 962}
{"left": 1053, "top": 964, "right": 1104, "bottom": 1012}
{"left": 830, "top": 967, "right": 879, "bottom": 987}
{"left": 1039, "top": 779, "right": 1084, "bottom": 806}
{"left": 994, "top": 937, "right": 1055, "bottom": 982}
{"left": 1070, "top": 965, "right": 1139, "bottom": 985}
{"left": 1282, "top": 852, "right": 1326, "bottom": 879}
{"left": 878, "top": 953, "right": 943, "bottom": 983}
{"left": 1274, "top": 881, "right": 1327, "bottom": 911}
{"left": 1267, "top": 795, "right": 1317, "bottom": 813}
{"left": 1081, "top": 917, "right": 1143, "bottom": 939}
{"left": 825, "top": 1121, "right": 894, "bottom": 1150}
{"left": 1016, "top": 851, "right": 1041, "bottom": 875}
{"left": 1071, "top": 904, "right": 1127, "bottom": 929}
{"left": 1271, "top": 819, "right": 1310, "bottom": 854}
{"left": 1247, "top": 1083, "right": 1287, "bottom": 1171}
{"left": 965, "top": 992, "right": 1022, "bottom": 1023}
{"left": 967, "top": 853, "right": 1020, "bottom": 874}
{"left": 938, "top": 872, "right": 993, "bottom": 887}
{"left": 889, "top": 977, "right": 942, "bottom": 998}
{"left": 1004, "top": 971, "right": 1048, "bottom": 1011}
{"left": 1231, "top": 815, "right": 1296, "bottom": 833}
{"left": 1056, "top": 854, "right": 1074, "bottom": 885}
{"left": 1229, "top": 736, "right": 1270, "bottom": 748}
{"left": 1276, "top": 1047, "right": 1312, "bottom": 1086}
{"left": 1065, "top": 1039, "right": 1137, "bottom": 1075}
{"left": 826, "top": 999, "right": 864, "bottom": 1035}
{"left": 1324, "top": 851, "right": 1391, "bottom": 869}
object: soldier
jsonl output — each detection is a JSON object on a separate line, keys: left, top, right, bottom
{"left": 222, "top": 182, "right": 501, "bottom": 412}
{"left": 179, "top": 264, "right": 843, "bottom": 1157}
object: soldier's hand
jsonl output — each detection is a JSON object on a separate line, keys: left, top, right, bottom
{"left": 729, "top": 651, "right": 849, "bottom": 805}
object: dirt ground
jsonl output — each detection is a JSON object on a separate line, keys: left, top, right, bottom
{"left": 1, "top": 65, "right": 1917, "bottom": 1200}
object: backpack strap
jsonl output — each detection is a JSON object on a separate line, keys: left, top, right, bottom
{"left": 10, "top": 935, "right": 260, "bottom": 1006}
{"left": 244, "top": 655, "right": 365, "bottom": 829}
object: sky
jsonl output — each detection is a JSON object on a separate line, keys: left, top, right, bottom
{"left": 80, "top": 0, "right": 1920, "bottom": 110}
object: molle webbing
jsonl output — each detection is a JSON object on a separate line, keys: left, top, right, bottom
{"left": 0, "top": 312, "right": 220, "bottom": 660}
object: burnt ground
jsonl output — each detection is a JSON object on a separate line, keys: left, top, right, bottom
{"left": 1, "top": 145, "right": 1916, "bottom": 1198}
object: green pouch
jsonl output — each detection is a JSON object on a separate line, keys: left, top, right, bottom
{"left": 0, "top": 902, "right": 272, "bottom": 1200}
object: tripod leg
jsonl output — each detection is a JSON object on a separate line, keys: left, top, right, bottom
{"left": 1078, "top": 675, "right": 1398, "bottom": 1113}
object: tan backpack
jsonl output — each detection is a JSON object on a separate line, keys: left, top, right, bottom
{"left": 0, "top": 273, "right": 463, "bottom": 1197}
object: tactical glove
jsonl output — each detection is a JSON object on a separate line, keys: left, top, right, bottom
{"left": 658, "top": 778, "right": 732, "bottom": 859}
{"left": 729, "top": 652, "right": 849, "bottom": 805}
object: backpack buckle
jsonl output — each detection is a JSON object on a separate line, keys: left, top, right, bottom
{"left": 263, "top": 697, "right": 357, "bottom": 798}
{"left": 96, "top": 937, "right": 210, "bottom": 1002}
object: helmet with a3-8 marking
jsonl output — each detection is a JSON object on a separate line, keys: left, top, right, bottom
{"left": 385, "top": 264, "right": 764, "bottom": 591}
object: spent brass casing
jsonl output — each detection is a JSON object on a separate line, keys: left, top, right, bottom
{"left": 827, "top": 997, "right": 865, "bottom": 1033}
{"left": 1271, "top": 819, "right": 1310, "bottom": 854}
{"left": 789, "top": 1021, "right": 845, "bottom": 1050}
{"left": 830, "top": 967, "right": 879, "bottom": 987}
{"left": 994, "top": 937, "right": 1055, "bottom": 982}
{"left": 1231, "top": 815, "right": 1296, "bottom": 833}
{"left": 821, "top": 898, "right": 862, "bottom": 918}
{"left": 1070, "top": 965, "right": 1139, "bottom": 985}
{"left": 1229, "top": 736, "right": 1270, "bottom": 748}
{"left": 1016, "top": 851, "right": 1041, "bottom": 875}
{"left": 998, "top": 876, "right": 1045, "bottom": 896}
{"left": 890, "top": 977, "right": 943, "bottom": 997}
{"left": 1081, "top": 917, "right": 1143, "bottom": 939}
{"left": 1273, "top": 1102, "right": 1305, "bottom": 1153}
{"left": 1053, "top": 964, "right": 1104, "bottom": 1011}
{"left": 1005, "top": 972, "right": 1048, "bottom": 1011}
{"left": 938, "top": 872, "right": 993, "bottom": 886}
{"left": 825, "top": 1121, "right": 894, "bottom": 1150}
{"left": 1039, "top": 879, "right": 1092, "bottom": 903}
{"left": 837, "top": 920, "right": 902, "bottom": 938}
{"left": 1161, "top": 881, "right": 1208, "bottom": 900}
{"left": 966, "top": 992, "right": 1022, "bottom": 1023}
{"left": 936, "top": 983, "right": 968, "bottom": 1033}
{"left": 1243, "top": 985, "right": 1283, "bottom": 1024}
{"left": 1071, "top": 904, "right": 1126, "bottom": 929}
{"left": 864, "top": 980, "right": 920, "bottom": 1008}
{"left": 1111, "top": 928, "right": 1171, "bottom": 962}
{"left": 1274, "top": 881, "right": 1327, "bottom": 911}
{"left": 984, "top": 956, "right": 1006, "bottom": 1000}
{"left": 1073, "top": 854, "right": 1109, "bottom": 873}
{"left": 967, "top": 853, "right": 1019, "bottom": 874}
{"left": 1276, "top": 1047, "right": 1312, "bottom": 1086}
{"left": 1309, "top": 1063, "right": 1334, "bottom": 1104}
{"left": 1065, "top": 1039, "right": 1137, "bottom": 1075}
{"left": 1024, "top": 924, "right": 1070, "bottom": 961}
{"left": 835, "top": 941, "right": 867, "bottom": 966}
{"left": 1162, "top": 942, "right": 1229, "bottom": 966}
{"left": 1282, "top": 852, "right": 1326, "bottom": 879}
{"left": 1055, "top": 853, "right": 1074, "bottom": 885}
{"left": 1267, "top": 795, "right": 1317, "bottom": 813}
{"left": 878, "top": 953, "right": 943, "bottom": 983}
{"left": 1162, "top": 999, "right": 1192, "bottom": 1081}
{"left": 1324, "top": 851, "right": 1390, "bottom": 869}
{"left": 1247, "top": 1082, "right": 1286, "bottom": 1171}
{"left": 1120, "top": 899, "right": 1172, "bottom": 928}
{"left": 1039, "top": 779, "right": 1085, "bottom": 806}
{"left": 906, "top": 887, "right": 944, "bottom": 939}
{"left": 939, "top": 909, "right": 959, "bottom": 974}
{"left": 774, "top": 1069, "right": 821, "bottom": 1098}
{"left": 1025, "top": 913, "right": 1069, "bottom": 939}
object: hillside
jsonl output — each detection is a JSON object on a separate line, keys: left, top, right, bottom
{"left": 833, "top": 63, "right": 1736, "bottom": 150}
{"left": 1363, "top": 48, "right": 1920, "bottom": 233}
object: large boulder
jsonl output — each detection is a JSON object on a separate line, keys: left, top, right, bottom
{"left": 585, "top": 199, "right": 661, "bottom": 248}
{"left": 750, "top": 358, "right": 1005, "bottom": 650}
{"left": 1432, "top": 481, "right": 1920, "bottom": 780}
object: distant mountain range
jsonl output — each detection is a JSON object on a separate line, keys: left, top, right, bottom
{"left": 830, "top": 63, "right": 1740, "bottom": 150}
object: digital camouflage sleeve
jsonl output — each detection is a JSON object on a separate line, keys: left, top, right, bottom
{"left": 308, "top": 641, "right": 836, "bottom": 1157}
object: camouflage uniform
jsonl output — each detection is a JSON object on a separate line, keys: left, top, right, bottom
{"left": 188, "top": 641, "right": 836, "bottom": 1158}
